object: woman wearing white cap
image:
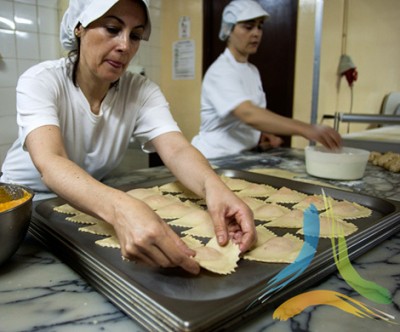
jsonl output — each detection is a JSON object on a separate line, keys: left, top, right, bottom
{"left": 0, "top": 0, "right": 256, "bottom": 274}
{"left": 192, "top": 0, "right": 341, "bottom": 159}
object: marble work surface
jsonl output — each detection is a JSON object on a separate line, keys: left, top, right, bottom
{"left": 1, "top": 148, "right": 400, "bottom": 332}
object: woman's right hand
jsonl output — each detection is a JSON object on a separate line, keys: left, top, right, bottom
{"left": 110, "top": 193, "right": 201, "bottom": 274}
{"left": 306, "top": 124, "right": 342, "bottom": 150}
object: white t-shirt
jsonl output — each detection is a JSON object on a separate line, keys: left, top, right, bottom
{"left": 0, "top": 58, "right": 180, "bottom": 192}
{"left": 191, "top": 48, "right": 266, "bottom": 159}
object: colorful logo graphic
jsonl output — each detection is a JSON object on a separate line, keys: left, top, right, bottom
{"left": 250, "top": 192, "right": 397, "bottom": 325}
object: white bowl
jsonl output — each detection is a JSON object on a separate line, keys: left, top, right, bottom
{"left": 305, "top": 146, "right": 370, "bottom": 180}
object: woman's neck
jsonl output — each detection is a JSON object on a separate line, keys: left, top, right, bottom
{"left": 76, "top": 71, "right": 110, "bottom": 115}
{"left": 228, "top": 45, "right": 248, "bottom": 63}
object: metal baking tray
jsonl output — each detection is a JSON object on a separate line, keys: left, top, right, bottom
{"left": 30, "top": 169, "right": 400, "bottom": 331}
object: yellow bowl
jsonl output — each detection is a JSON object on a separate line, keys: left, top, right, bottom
{"left": 0, "top": 183, "right": 34, "bottom": 266}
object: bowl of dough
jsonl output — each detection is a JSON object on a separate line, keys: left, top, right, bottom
{"left": 0, "top": 183, "right": 34, "bottom": 266}
{"left": 305, "top": 146, "right": 370, "bottom": 180}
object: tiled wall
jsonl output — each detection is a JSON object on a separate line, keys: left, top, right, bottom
{"left": 0, "top": 0, "right": 60, "bottom": 165}
{"left": 131, "top": 0, "right": 162, "bottom": 84}
{"left": 0, "top": 0, "right": 163, "bottom": 166}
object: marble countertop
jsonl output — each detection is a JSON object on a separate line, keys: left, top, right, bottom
{"left": 1, "top": 148, "right": 400, "bottom": 332}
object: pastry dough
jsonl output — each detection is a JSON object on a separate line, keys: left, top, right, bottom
{"left": 266, "top": 186, "right": 307, "bottom": 203}
{"left": 158, "top": 181, "right": 186, "bottom": 193}
{"left": 96, "top": 236, "right": 120, "bottom": 248}
{"left": 244, "top": 232, "right": 304, "bottom": 263}
{"left": 79, "top": 219, "right": 116, "bottom": 237}
{"left": 66, "top": 213, "right": 100, "bottom": 225}
{"left": 53, "top": 203, "right": 81, "bottom": 215}
{"left": 191, "top": 236, "right": 241, "bottom": 275}
{"left": 155, "top": 200, "right": 202, "bottom": 219}
{"left": 167, "top": 210, "right": 213, "bottom": 228}
{"left": 265, "top": 209, "right": 304, "bottom": 228}
{"left": 237, "top": 182, "right": 277, "bottom": 197}
{"left": 253, "top": 203, "right": 291, "bottom": 221}
{"left": 369, "top": 151, "right": 400, "bottom": 172}
{"left": 292, "top": 195, "right": 335, "bottom": 211}
{"left": 297, "top": 216, "right": 358, "bottom": 238}
{"left": 176, "top": 188, "right": 202, "bottom": 200}
{"left": 126, "top": 187, "right": 160, "bottom": 199}
{"left": 53, "top": 179, "right": 373, "bottom": 275}
{"left": 182, "top": 221, "right": 215, "bottom": 238}
{"left": 321, "top": 201, "right": 372, "bottom": 220}
{"left": 181, "top": 235, "right": 204, "bottom": 249}
{"left": 236, "top": 194, "right": 267, "bottom": 210}
{"left": 252, "top": 225, "right": 277, "bottom": 246}
{"left": 220, "top": 175, "right": 252, "bottom": 191}
{"left": 141, "top": 193, "right": 179, "bottom": 210}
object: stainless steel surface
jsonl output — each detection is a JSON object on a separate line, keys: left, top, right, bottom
{"left": 0, "top": 183, "right": 34, "bottom": 265}
{"left": 342, "top": 125, "right": 400, "bottom": 153}
{"left": 333, "top": 112, "right": 400, "bottom": 130}
{"left": 343, "top": 138, "right": 400, "bottom": 153}
{"left": 310, "top": 0, "right": 324, "bottom": 127}
{"left": 30, "top": 169, "right": 400, "bottom": 331}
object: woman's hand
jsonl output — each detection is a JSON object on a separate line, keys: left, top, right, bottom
{"left": 205, "top": 184, "right": 256, "bottom": 252}
{"left": 110, "top": 193, "right": 201, "bottom": 274}
{"left": 258, "top": 132, "right": 284, "bottom": 151}
{"left": 151, "top": 132, "right": 257, "bottom": 253}
{"left": 305, "top": 124, "right": 342, "bottom": 150}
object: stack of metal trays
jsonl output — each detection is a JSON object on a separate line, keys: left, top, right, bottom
{"left": 30, "top": 169, "right": 400, "bottom": 331}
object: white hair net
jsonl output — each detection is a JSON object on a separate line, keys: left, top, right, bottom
{"left": 219, "top": 0, "right": 269, "bottom": 41}
{"left": 60, "top": 0, "right": 151, "bottom": 51}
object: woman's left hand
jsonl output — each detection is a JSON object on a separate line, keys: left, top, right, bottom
{"left": 151, "top": 132, "right": 257, "bottom": 252}
{"left": 205, "top": 187, "right": 256, "bottom": 252}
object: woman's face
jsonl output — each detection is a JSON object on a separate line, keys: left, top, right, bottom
{"left": 77, "top": 0, "right": 146, "bottom": 85}
{"left": 228, "top": 17, "right": 264, "bottom": 62}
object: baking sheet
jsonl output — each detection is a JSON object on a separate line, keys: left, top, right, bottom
{"left": 30, "top": 169, "right": 400, "bottom": 331}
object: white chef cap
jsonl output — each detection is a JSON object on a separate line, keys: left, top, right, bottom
{"left": 219, "top": 0, "right": 269, "bottom": 41}
{"left": 60, "top": 0, "right": 151, "bottom": 51}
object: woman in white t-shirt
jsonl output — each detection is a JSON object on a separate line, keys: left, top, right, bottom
{"left": 192, "top": 0, "right": 341, "bottom": 159}
{"left": 0, "top": 0, "right": 256, "bottom": 274}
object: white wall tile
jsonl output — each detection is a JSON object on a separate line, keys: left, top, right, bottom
{"left": 138, "top": 45, "right": 150, "bottom": 67}
{"left": 0, "top": 58, "right": 18, "bottom": 87}
{"left": 16, "top": 31, "right": 39, "bottom": 60}
{"left": 0, "top": 87, "right": 16, "bottom": 117}
{"left": 151, "top": 0, "right": 162, "bottom": 10}
{"left": 38, "top": 0, "right": 57, "bottom": 8}
{"left": 17, "top": 58, "right": 37, "bottom": 76}
{"left": 150, "top": 46, "right": 161, "bottom": 67}
{"left": 0, "top": 1, "right": 15, "bottom": 31}
{"left": 150, "top": 7, "right": 161, "bottom": 29}
{"left": 0, "top": 144, "right": 11, "bottom": 167}
{"left": 14, "top": 2, "right": 38, "bottom": 32}
{"left": 38, "top": 6, "right": 58, "bottom": 34}
{"left": 39, "top": 34, "right": 59, "bottom": 60}
{"left": 0, "top": 115, "right": 18, "bottom": 145}
{"left": 147, "top": 66, "right": 161, "bottom": 85}
{"left": 0, "top": 29, "right": 17, "bottom": 58}
{"left": 14, "top": 0, "right": 37, "bottom": 4}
